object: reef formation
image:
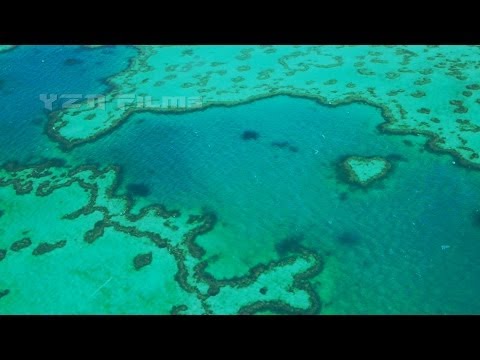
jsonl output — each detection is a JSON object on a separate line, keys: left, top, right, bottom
{"left": 341, "top": 156, "right": 392, "bottom": 187}
{"left": 0, "top": 161, "right": 322, "bottom": 314}
{"left": 48, "top": 45, "right": 480, "bottom": 170}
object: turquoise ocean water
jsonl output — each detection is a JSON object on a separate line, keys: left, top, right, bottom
{"left": 72, "top": 96, "right": 480, "bottom": 314}
{"left": 0, "top": 45, "right": 137, "bottom": 162}
{"left": 1, "top": 46, "right": 480, "bottom": 314}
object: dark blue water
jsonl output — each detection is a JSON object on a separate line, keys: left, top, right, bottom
{"left": 0, "top": 45, "right": 137, "bottom": 163}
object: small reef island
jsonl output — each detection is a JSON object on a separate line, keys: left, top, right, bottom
{"left": 341, "top": 156, "right": 392, "bottom": 187}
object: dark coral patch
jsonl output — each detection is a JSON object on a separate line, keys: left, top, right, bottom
{"left": 84, "top": 220, "right": 108, "bottom": 244}
{"left": 0, "top": 249, "right": 6, "bottom": 261}
{"left": 170, "top": 304, "right": 188, "bottom": 314}
{"left": 64, "top": 58, "right": 84, "bottom": 66}
{"left": 133, "top": 252, "right": 153, "bottom": 270}
{"left": 411, "top": 90, "right": 426, "bottom": 98}
{"left": 466, "top": 84, "right": 480, "bottom": 90}
{"left": 10, "top": 238, "right": 32, "bottom": 252}
{"left": 0, "top": 289, "right": 9, "bottom": 300}
{"left": 32, "top": 240, "right": 67, "bottom": 256}
{"left": 207, "top": 285, "right": 220, "bottom": 296}
{"left": 127, "top": 183, "right": 151, "bottom": 197}
{"left": 187, "top": 214, "right": 204, "bottom": 224}
{"left": 259, "top": 287, "right": 268, "bottom": 295}
{"left": 417, "top": 108, "right": 431, "bottom": 114}
{"left": 242, "top": 130, "right": 259, "bottom": 141}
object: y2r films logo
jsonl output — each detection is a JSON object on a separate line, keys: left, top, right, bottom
{"left": 39, "top": 94, "right": 204, "bottom": 111}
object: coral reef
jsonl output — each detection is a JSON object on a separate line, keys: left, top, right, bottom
{"left": 340, "top": 156, "right": 392, "bottom": 187}
{"left": 46, "top": 46, "right": 480, "bottom": 171}
{"left": 133, "top": 252, "right": 153, "bottom": 270}
{"left": 0, "top": 161, "right": 323, "bottom": 314}
{"left": 10, "top": 238, "right": 32, "bottom": 252}
{"left": 32, "top": 240, "right": 67, "bottom": 256}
